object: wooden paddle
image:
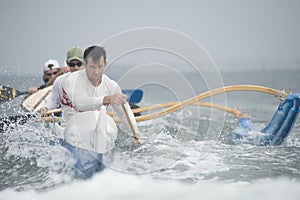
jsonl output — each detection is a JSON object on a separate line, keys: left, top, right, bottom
{"left": 0, "top": 86, "right": 29, "bottom": 103}
{"left": 121, "top": 103, "right": 140, "bottom": 142}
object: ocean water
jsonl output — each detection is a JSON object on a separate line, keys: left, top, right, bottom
{"left": 0, "top": 68, "right": 300, "bottom": 199}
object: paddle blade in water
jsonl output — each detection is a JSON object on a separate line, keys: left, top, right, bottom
{"left": 0, "top": 86, "right": 28, "bottom": 103}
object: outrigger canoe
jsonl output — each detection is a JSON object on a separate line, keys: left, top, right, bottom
{"left": 44, "top": 85, "right": 300, "bottom": 147}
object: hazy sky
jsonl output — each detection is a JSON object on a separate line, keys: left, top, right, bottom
{"left": 0, "top": 0, "right": 299, "bottom": 75}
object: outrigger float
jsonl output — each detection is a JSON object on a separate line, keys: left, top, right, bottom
{"left": 1, "top": 84, "right": 300, "bottom": 178}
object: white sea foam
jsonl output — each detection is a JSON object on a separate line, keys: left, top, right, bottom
{"left": 0, "top": 171, "right": 299, "bottom": 200}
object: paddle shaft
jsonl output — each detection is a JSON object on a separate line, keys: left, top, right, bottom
{"left": 121, "top": 103, "right": 139, "bottom": 142}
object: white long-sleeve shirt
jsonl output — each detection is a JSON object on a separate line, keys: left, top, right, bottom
{"left": 61, "top": 69, "right": 138, "bottom": 134}
{"left": 45, "top": 72, "right": 71, "bottom": 110}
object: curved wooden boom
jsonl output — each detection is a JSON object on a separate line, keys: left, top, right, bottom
{"left": 43, "top": 85, "right": 289, "bottom": 123}
{"left": 134, "top": 85, "right": 288, "bottom": 122}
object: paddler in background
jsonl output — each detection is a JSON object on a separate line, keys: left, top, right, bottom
{"left": 28, "top": 59, "right": 62, "bottom": 94}
{"left": 41, "top": 46, "right": 84, "bottom": 115}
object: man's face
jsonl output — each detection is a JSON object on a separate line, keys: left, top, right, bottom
{"left": 67, "top": 59, "right": 83, "bottom": 73}
{"left": 43, "top": 68, "right": 59, "bottom": 83}
{"left": 85, "top": 56, "right": 106, "bottom": 85}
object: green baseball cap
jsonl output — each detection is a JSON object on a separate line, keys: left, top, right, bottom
{"left": 67, "top": 46, "right": 84, "bottom": 63}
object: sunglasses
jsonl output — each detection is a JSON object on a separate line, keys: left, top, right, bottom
{"left": 68, "top": 62, "right": 83, "bottom": 67}
{"left": 46, "top": 71, "right": 59, "bottom": 76}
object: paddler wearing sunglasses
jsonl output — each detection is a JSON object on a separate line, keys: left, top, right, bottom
{"left": 41, "top": 46, "right": 84, "bottom": 115}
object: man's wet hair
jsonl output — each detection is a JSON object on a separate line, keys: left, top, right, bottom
{"left": 84, "top": 45, "right": 107, "bottom": 64}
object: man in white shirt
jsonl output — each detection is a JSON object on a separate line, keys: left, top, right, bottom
{"left": 61, "top": 46, "right": 138, "bottom": 131}
{"left": 60, "top": 45, "right": 139, "bottom": 178}
{"left": 42, "top": 46, "right": 84, "bottom": 114}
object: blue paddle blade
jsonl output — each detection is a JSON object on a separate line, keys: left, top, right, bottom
{"left": 122, "top": 89, "right": 143, "bottom": 104}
